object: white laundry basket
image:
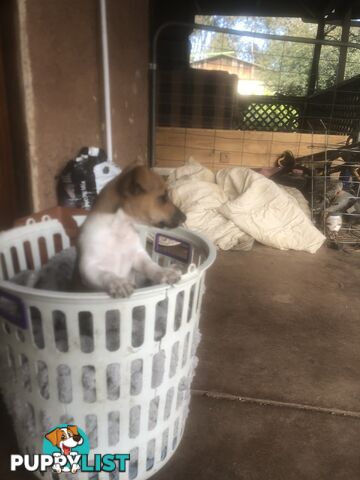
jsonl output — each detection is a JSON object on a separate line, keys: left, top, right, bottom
{"left": 0, "top": 217, "right": 216, "bottom": 480}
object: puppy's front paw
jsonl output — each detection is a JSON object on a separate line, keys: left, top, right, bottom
{"left": 107, "top": 278, "right": 135, "bottom": 298}
{"left": 155, "top": 266, "right": 182, "bottom": 285}
{"left": 71, "top": 464, "right": 80, "bottom": 474}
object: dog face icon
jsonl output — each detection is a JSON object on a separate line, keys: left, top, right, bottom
{"left": 45, "top": 425, "right": 84, "bottom": 473}
{"left": 46, "top": 425, "right": 84, "bottom": 454}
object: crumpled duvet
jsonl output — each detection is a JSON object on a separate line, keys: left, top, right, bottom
{"left": 167, "top": 161, "right": 325, "bottom": 253}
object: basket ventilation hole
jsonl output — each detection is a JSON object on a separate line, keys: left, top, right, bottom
{"left": 39, "top": 410, "right": 51, "bottom": 434}
{"left": 129, "top": 405, "right": 141, "bottom": 439}
{"left": 20, "top": 354, "right": 31, "bottom": 392}
{"left": 53, "top": 311, "right": 68, "bottom": 352}
{"left": 23, "top": 403, "right": 36, "bottom": 437}
{"left": 172, "top": 418, "right": 180, "bottom": 450}
{"left": 182, "top": 332, "right": 190, "bottom": 367}
{"left": 65, "top": 474, "right": 77, "bottom": 480}
{"left": 10, "top": 247, "right": 20, "bottom": 274}
{"left": 106, "top": 310, "right": 120, "bottom": 351}
{"left": 53, "top": 233, "right": 63, "bottom": 254}
{"left": 6, "top": 346, "right": 15, "bottom": 375}
{"left": 181, "top": 409, "right": 188, "bottom": 436}
{"left": 191, "top": 328, "right": 201, "bottom": 357}
{"left": 88, "top": 473, "right": 98, "bottom": 480}
{"left": 187, "top": 285, "right": 196, "bottom": 322}
{"left": 109, "top": 471, "right": 119, "bottom": 480}
{"left": 158, "top": 255, "right": 166, "bottom": 267}
{"left": 3, "top": 321, "right": 11, "bottom": 335}
{"left": 152, "top": 350, "right": 165, "bottom": 388}
{"left": 129, "top": 447, "right": 139, "bottom": 480}
{"left": 82, "top": 366, "right": 96, "bottom": 403}
{"left": 79, "top": 312, "right": 94, "bottom": 353}
{"left": 146, "top": 439, "right": 156, "bottom": 471}
{"left": 187, "top": 263, "right": 197, "bottom": 273}
{"left": 145, "top": 238, "right": 153, "bottom": 256}
{"left": 23, "top": 241, "right": 34, "bottom": 270}
{"left": 161, "top": 428, "right": 169, "bottom": 460}
{"left": 169, "top": 341, "right": 179, "bottom": 378}
{"left": 60, "top": 415, "right": 74, "bottom": 425}
{"left": 37, "top": 360, "right": 49, "bottom": 399}
{"left": 57, "top": 365, "right": 72, "bottom": 403}
{"left": 16, "top": 329, "right": 25, "bottom": 342}
{"left": 84, "top": 463, "right": 95, "bottom": 480}
{"left": 174, "top": 291, "right": 184, "bottom": 331}
{"left": 85, "top": 414, "right": 98, "bottom": 450}
{"left": 29, "top": 444, "right": 40, "bottom": 461}
{"left": 38, "top": 237, "right": 49, "bottom": 265}
{"left": 155, "top": 299, "right": 168, "bottom": 341}
{"left": 130, "top": 359, "right": 143, "bottom": 396}
{"left": 148, "top": 396, "right": 160, "bottom": 431}
{"left": 164, "top": 387, "right": 174, "bottom": 421}
{"left": 30, "top": 307, "right": 45, "bottom": 349}
{"left": 196, "top": 279, "right": 203, "bottom": 312}
{"left": 176, "top": 377, "right": 187, "bottom": 410}
{"left": 108, "top": 411, "right": 120, "bottom": 446}
{"left": 0, "top": 253, "right": 9, "bottom": 280}
{"left": 132, "top": 306, "right": 145, "bottom": 347}
{"left": 107, "top": 363, "right": 120, "bottom": 400}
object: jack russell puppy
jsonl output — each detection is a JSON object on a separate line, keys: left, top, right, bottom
{"left": 75, "top": 165, "right": 186, "bottom": 297}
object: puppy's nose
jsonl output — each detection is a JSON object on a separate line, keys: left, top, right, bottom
{"left": 180, "top": 211, "right": 187, "bottom": 223}
{"left": 73, "top": 435, "right": 81, "bottom": 442}
{"left": 175, "top": 208, "right": 186, "bottom": 224}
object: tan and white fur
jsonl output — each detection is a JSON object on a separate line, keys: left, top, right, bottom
{"left": 75, "top": 165, "right": 186, "bottom": 297}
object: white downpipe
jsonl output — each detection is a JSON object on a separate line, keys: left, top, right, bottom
{"left": 99, "top": 0, "right": 113, "bottom": 163}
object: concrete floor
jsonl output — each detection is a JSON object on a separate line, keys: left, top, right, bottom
{"left": 2, "top": 244, "right": 360, "bottom": 479}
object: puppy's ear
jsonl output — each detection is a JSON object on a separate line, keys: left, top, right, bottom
{"left": 68, "top": 425, "right": 79, "bottom": 436}
{"left": 45, "top": 429, "right": 61, "bottom": 446}
{"left": 117, "top": 166, "right": 151, "bottom": 196}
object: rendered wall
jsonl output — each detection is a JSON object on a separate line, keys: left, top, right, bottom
{"left": 17, "top": 0, "right": 149, "bottom": 210}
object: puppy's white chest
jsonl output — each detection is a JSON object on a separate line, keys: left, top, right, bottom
{"left": 103, "top": 228, "right": 140, "bottom": 273}
{"left": 80, "top": 211, "right": 143, "bottom": 279}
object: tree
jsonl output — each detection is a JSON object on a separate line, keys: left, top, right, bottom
{"left": 190, "top": 16, "right": 241, "bottom": 62}
{"left": 190, "top": 15, "right": 360, "bottom": 95}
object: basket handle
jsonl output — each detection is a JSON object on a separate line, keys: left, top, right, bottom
{"left": 0, "top": 288, "right": 28, "bottom": 329}
{"left": 154, "top": 233, "right": 193, "bottom": 264}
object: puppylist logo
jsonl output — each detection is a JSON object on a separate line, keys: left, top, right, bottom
{"left": 11, "top": 424, "right": 130, "bottom": 475}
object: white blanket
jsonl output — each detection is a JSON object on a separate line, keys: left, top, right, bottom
{"left": 167, "top": 162, "right": 325, "bottom": 253}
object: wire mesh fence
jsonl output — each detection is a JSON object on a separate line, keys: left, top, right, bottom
{"left": 152, "top": 19, "right": 360, "bottom": 249}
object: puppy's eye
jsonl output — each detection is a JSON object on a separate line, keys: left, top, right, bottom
{"left": 158, "top": 194, "right": 168, "bottom": 204}
{"left": 61, "top": 435, "right": 66, "bottom": 440}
